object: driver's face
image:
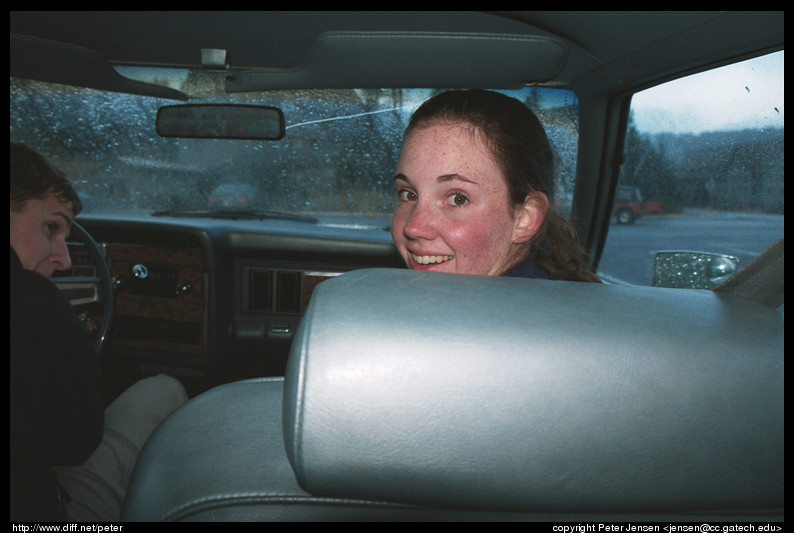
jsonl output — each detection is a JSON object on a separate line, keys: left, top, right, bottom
{"left": 10, "top": 192, "right": 74, "bottom": 279}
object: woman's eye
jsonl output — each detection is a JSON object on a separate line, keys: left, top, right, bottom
{"left": 447, "top": 192, "right": 469, "bottom": 206}
{"left": 398, "top": 189, "right": 417, "bottom": 202}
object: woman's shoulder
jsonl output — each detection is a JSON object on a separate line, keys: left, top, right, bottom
{"left": 503, "top": 263, "right": 547, "bottom": 279}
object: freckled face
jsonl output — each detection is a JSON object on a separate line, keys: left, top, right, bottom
{"left": 10, "top": 193, "right": 74, "bottom": 279}
{"left": 391, "top": 123, "right": 521, "bottom": 276}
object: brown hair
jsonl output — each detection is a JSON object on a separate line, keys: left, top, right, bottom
{"left": 405, "top": 90, "right": 599, "bottom": 282}
{"left": 10, "top": 141, "right": 82, "bottom": 215}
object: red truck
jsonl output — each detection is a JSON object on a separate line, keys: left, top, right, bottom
{"left": 613, "top": 185, "right": 664, "bottom": 224}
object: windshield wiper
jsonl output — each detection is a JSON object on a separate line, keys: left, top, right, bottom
{"left": 151, "top": 209, "right": 318, "bottom": 223}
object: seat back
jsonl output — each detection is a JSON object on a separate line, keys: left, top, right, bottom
{"left": 124, "top": 268, "right": 783, "bottom": 520}
{"left": 283, "top": 269, "right": 783, "bottom": 513}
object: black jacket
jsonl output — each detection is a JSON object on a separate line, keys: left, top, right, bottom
{"left": 10, "top": 247, "right": 104, "bottom": 521}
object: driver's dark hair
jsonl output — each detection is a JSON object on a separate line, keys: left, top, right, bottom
{"left": 404, "top": 89, "right": 599, "bottom": 283}
{"left": 10, "top": 141, "right": 82, "bottom": 215}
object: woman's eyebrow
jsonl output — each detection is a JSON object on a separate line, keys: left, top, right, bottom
{"left": 437, "top": 173, "right": 479, "bottom": 185}
{"left": 393, "top": 173, "right": 479, "bottom": 185}
{"left": 51, "top": 211, "right": 74, "bottom": 227}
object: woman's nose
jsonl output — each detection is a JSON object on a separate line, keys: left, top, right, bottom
{"left": 51, "top": 238, "right": 73, "bottom": 271}
{"left": 402, "top": 201, "right": 438, "bottom": 240}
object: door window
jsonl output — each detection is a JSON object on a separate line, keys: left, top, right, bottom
{"left": 599, "top": 51, "right": 784, "bottom": 287}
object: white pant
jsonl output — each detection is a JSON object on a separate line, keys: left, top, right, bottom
{"left": 54, "top": 374, "right": 188, "bottom": 522}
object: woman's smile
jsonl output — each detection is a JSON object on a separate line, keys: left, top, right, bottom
{"left": 411, "top": 253, "right": 454, "bottom": 267}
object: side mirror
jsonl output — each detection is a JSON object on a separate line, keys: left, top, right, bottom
{"left": 652, "top": 251, "right": 739, "bottom": 289}
{"left": 156, "top": 104, "right": 285, "bottom": 140}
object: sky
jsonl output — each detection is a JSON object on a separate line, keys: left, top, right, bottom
{"left": 631, "top": 50, "right": 784, "bottom": 135}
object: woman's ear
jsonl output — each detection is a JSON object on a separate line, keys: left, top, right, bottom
{"left": 512, "top": 191, "right": 549, "bottom": 244}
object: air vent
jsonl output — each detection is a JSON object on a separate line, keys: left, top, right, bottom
{"left": 246, "top": 268, "right": 303, "bottom": 314}
{"left": 248, "top": 269, "right": 273, "bottom": 312}
{"left": 276, "top": 271, "right": 301, "bottom": 313}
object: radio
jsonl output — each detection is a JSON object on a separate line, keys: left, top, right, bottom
{"left": 115, "top": 263, "right": 191, "bottom": 299}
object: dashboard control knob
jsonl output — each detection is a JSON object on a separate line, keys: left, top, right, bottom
{"left": 176, "top": 282, "right": 192, "bottom": 296}
{"left": 132, "top": 264, "right": 149, "bottom": 279}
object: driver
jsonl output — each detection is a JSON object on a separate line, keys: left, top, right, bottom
{"left": 10, "top": 142, "right": 188, "bottom": 522}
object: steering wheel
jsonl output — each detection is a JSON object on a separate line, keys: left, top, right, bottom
{"left": 53, "top": 221, "right": 114, "bottom": 356}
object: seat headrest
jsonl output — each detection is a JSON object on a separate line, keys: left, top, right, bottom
{"left": 283, "top": 269, "right": 783, "bottom": 513}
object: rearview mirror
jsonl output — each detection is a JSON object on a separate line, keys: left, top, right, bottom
{"left": 652, "top": 251, "right": 739, "bottom": 289}
{"left": 156, "top": 104, "right": 285, "bottom": 140}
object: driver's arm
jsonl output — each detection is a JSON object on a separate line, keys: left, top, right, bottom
{"left": 11, "top": 264, "right": 104, "bottom": 466}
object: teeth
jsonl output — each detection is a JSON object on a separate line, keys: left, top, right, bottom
{"left": 412, "top": 254, "right": 453, "bottom": 265}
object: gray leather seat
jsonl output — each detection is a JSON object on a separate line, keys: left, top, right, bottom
{"left": 122, "top": 269, "right": 783, "bottom": 521}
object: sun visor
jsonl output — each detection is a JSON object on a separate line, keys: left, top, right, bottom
{"left": 10, "top": 34, "right": 188, "bottom": 100}
{"left": 226, "top": 32, "right": 568, "bottom": 91}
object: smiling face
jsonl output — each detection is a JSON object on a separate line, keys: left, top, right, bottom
{"left": 10, "top": 191, "right": 74, "bottom": 279}
{"left": 391, "top": 122, "right": 531, "bottom": 276}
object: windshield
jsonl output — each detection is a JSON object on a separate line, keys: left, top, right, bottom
{"left": 10, "top": 71, "right": 579, "bottom": 220}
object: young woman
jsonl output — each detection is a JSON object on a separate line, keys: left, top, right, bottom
{"left": 10, "top": 142, "right": 188, "bottom": 521}
{"left": 392, "top": 89, "right": 599, "bottom": 282}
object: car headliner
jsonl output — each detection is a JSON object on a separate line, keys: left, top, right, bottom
{"left": 9, "top": 11, "right": 783, "bottom": 96}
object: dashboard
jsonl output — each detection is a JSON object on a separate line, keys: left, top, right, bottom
{"left": 63, "top": 217, "right": 403, "bottom": 394}
{"left": 109, "top": 243, "right": 206, "bottom": 355}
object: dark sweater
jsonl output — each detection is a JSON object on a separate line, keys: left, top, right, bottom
{"left": 503, "top": 262, "right": 548, "bottom": 279}
{"left": 10, "top": 247, "right": 104, "bottom": 521}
